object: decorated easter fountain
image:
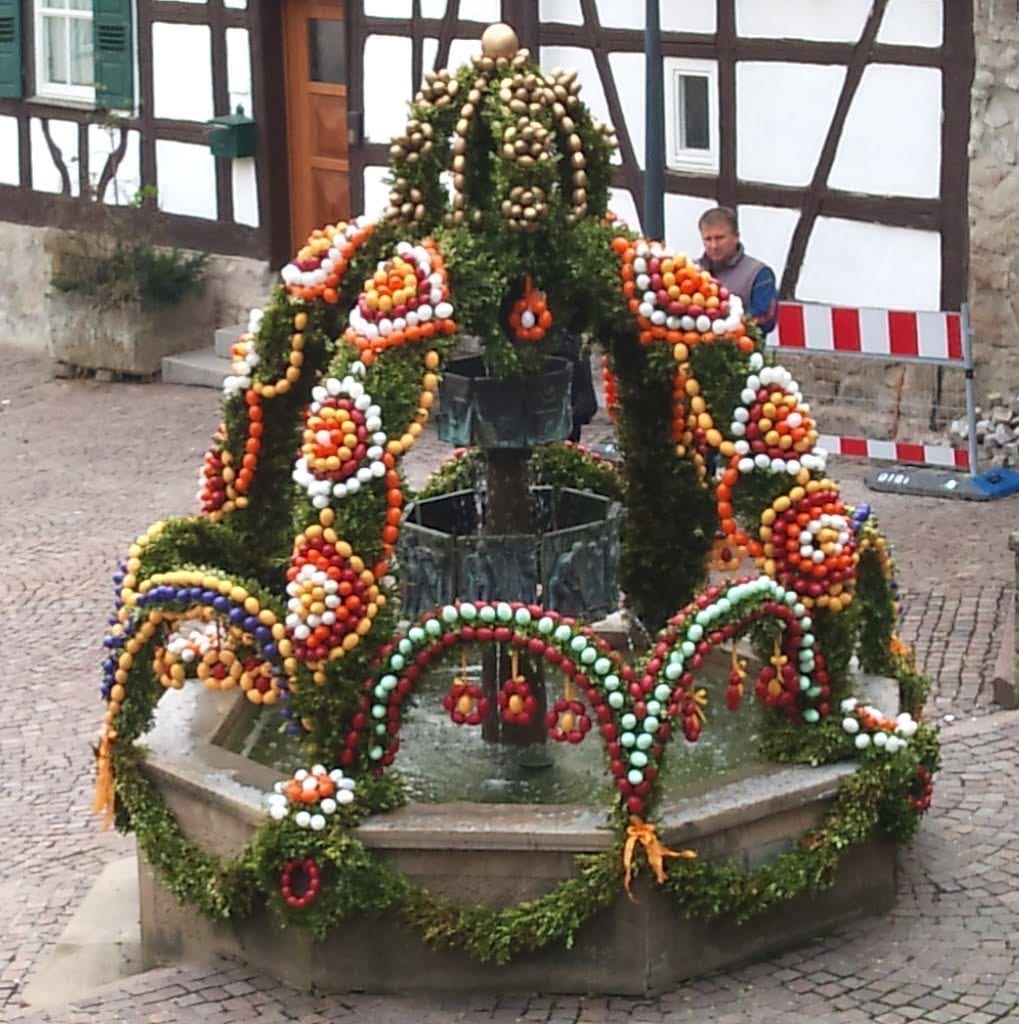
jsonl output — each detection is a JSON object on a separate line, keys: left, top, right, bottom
{"left": 95, "top": 24, "right": 939, "bottom": 995}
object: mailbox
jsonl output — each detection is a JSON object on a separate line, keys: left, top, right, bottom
{"left": 207, "top": 106, "right": 256, "bottom": 159}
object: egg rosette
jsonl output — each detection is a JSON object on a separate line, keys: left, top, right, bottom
{"left": 342, "top": 238, "right": 457, "bottom": 359}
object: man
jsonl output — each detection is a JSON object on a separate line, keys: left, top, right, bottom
{"left": 697, "top": 206, "right": 778, "bottom": 334}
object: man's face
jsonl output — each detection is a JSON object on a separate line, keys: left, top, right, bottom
{"left": 700, "top": 220, "right": 740, "bottom": 263}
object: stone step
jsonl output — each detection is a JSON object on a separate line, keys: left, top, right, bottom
{"left": 161, "top": 345, "right": 229, "bottom": 389}
{"left": 215, "top": 323, "right": 247, "bottom": 359}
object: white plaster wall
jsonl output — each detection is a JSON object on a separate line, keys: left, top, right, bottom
{"left": 155, "top": 141, "right": 218, "bottom": 219}
{"left": 364, "top": 35, "right": 413, "bottom": 143}
{"left": 364, "top": 0, "right": 411, "bottom": 16}
{"left": 88, "top": 125, "right": 141, "bottom": 205}
{"left": 540, "top": 0, "right": 582, "bottom": 24}
{"left": 609, "top": 187, "right": 639, "bottom": 233}
{"left": 737, "top": 205, "right": 799, "bottom": 288}
{"left": 736, "top": 0, "right": 871, "bottom": 41}
{"left": 664, "top": 193, "right": 715, "bottom": 255}
{"left": 662, "top": 3, "right": 716, "bottom": 33}
{"left": 828, "top": 65, "right": 942, "bottom": 198}
{"left": 798, "top": 217, "right": 941, "bottom": 311}
{"left": 539, "top": 46, "right": 613, "bottom": 133}
{"left": 30, "top": 118, "right": 80, "bottom": 196}
{"left": 0, "top": 116, "right": 19, "bottom": 186}
{"left": 458, "top": 0, "right": 499, "bottom": 22}
{"left": 608, "top": 52, "right": 645, "bottom": 170}
{"left": 736, "top": 63, "right": 845, "bottom": 187}
{"left": 226, "top": 28, "right": 253, "bottom": 118}
{"left": 877, "top": 0, "right": 942, "bottom": 47}
{"left": 363, "top": 165, "right": 390, "bottom": 220}
{"left": 420, "top": 0, "right": 448, "bottom": 17}
{"left": 422, "top": 37, "right": 438, "bottom": 79}
{"left": 152, "top": 23, "right": 213, "bottom": 122}
{"left": 447, "top": 37, "right": 481, "bottom": 68}
{"left": 232, "top": 159, "right": 259, "bottom": 226}
{"left": 596, "top": 0, "right": 715, "bottom": 33}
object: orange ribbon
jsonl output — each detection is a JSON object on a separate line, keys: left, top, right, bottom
{"left": 91, "top": 730, "right": 116, "bottom": 830}
{"left": 622, "top": 817, "right": 696, "bottom": 900}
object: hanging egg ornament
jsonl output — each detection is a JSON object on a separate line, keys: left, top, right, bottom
{"left": 444, "top": 680, "right": 489, "bottom": 725}
{"left": 508, "top": 276, "right": 553, "bottom": 341}
{"left": 547, "top": 698, "right": 592, "bottom": 743}
{"left": 498, "top": 676, "right": 538, "bottom": 726}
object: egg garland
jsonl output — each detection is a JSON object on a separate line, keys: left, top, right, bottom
{"left": 725, "top": 649, "right": 747, "bottom": 711}
{"left": 344, "top": 239, "right": 456, "bottom": 357}
{"left": 279, "top": 857, "right": 322, "bottom": 910}
{"left": 96, "top": 567, "right": 290, "bottom": 821}
{"left": 613, "top": 236, "right": 752, "bottom": 350}
{"left": 222, "top": 319, "right": 260, "bottom": 398}
{"left": 644, "top": 575, "right": 830, "bottom": 730}
{"left": 284, "top": 527, "right": 383, "bottom": 666}
{"left": 292, "top": 374, "right": 387, "bottom": 508}
{"left": 672, "top": 370, "right": 723, "bottom": 470}
{"left": 907, "top": 765, "right": 935, "bottom": 813}
{"left": 600, "top": 355, "right": 619, "bottom": 423}
{"left": 346, "top": 600, "right": 660, "bottom": 814}
{"left": 199, "top": 304, "right": 319, "bottom": 523}
{"left": 267, "top": 764, "right": 357, "bottom": 828}
{"left": 197, "top": 427, "right": 229, "bottom": 516}
{"left": 757, "top": 481, "right": 859, "bottom": 611}
{"left": 839, "top": 698, "right": 919, "bottom": 756}
{"left": 387, "top": 27, "right": 615, "bottom": 233}
{"left": 152, "top": 621, "right": 219, "bottom": 688}
{"left": 721, "top": 354, "right": 827, "bottom": 477}
{"left": 280, "top": 217, "right": 375, "bottom": 305}
{"left": 101, "top": 569, "right": 289, "bottom": 707}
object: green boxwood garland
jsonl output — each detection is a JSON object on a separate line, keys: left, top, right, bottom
{"left": 112, "top": 716, "right": 939, "bottom": 963}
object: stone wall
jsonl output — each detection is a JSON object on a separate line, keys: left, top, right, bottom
{"left": 970, "top": 0, "right": 1019, "bottom": 403}
{"left": 0, "top": 221, "right": 273, "bottom": 357}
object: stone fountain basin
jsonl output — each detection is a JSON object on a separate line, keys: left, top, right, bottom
{"left": 137, "top": 678, "right": 898, "bottom": 996}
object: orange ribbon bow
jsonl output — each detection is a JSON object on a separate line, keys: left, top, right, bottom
{"left": 622, "top": 817, "right": 696, "bottom": 901}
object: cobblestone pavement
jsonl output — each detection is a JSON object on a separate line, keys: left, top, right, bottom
{"left": 2, "top": 344, "right": 1018, "bottom": 1023}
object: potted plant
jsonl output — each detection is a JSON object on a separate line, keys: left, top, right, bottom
{"left": 44, "top": 186, "right": 211, "bottom": 377}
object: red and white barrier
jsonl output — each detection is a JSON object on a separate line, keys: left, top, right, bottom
{"left": 766, "top": 302, "right": 974, "bottom": 471}
{"left": 771, "top": 303, "right": 964, "bottom": 365}
{"left": 817, "top": 435, "right": 969, "bottom": 471}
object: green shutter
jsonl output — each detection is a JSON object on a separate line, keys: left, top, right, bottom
{"left": 94, "top": 0, "right": 133, "bottom": 110}
{"left": 0, "top": 0, "right": 22, "bottom": 99}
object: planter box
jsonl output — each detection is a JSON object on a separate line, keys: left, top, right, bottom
{"left": 45, "top": 287, "right": 215, "bottom": 376}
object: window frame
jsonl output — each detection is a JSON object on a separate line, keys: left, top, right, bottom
{"left": 663, "top": 56, "right": 719, "bottom": 174}
{"left": 34, "top": 0, "right": 96, "bottom": 104}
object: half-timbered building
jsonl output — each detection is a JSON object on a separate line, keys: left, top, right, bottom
{"left": 1, "top": 0, "right": 996, "bottom": 405}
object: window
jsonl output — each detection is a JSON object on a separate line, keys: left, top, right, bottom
{"left": 664, "top": 57, "right": 718, "bottom": 174}
{"left": 0, "top": 0, "right": 134, "bottom": 109}
{"left": 37, "top": 0, "right": 93, "bottom": 102}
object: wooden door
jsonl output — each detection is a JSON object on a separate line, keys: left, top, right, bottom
{"left": 283, "top": 0, "right": 350, "bottom": 255}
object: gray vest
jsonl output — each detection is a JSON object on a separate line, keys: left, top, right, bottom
{"left": 700, "top": 246, "right": 766, "bottom": 306}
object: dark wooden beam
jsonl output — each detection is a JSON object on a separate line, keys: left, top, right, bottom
{"left": 780, "top": 0, "right": 891, "bottom": 298}
{"left": 940, "top": 0, "right": 974, "bottom": 310}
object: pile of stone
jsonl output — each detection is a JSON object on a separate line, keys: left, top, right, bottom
{"left": 949, "top": 392, "right": 1019, "bottom": 467}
